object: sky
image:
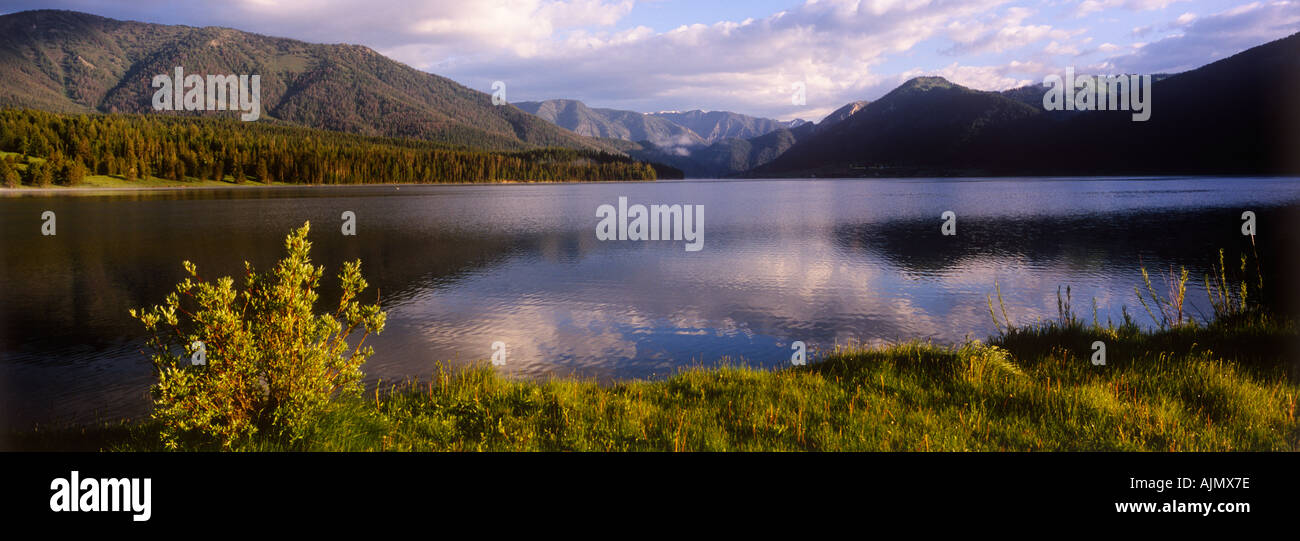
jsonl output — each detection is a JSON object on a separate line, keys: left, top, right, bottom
{"left": 1, "top": 0, "right": 1298, "bottom": 122}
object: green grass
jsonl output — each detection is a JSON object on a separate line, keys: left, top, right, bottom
{"left": 73, "top": 174, "right": 289, "bottom": 189}
{"left": 13, "top": 311, "right": 1296, "bottom": 452}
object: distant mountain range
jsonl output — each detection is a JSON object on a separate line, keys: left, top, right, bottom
{"left": 611, "top": 122, "right": 815, "bottom": 178}
{"left": 0, "top": 10, "right": 621, "bottom": 153}
{"left": 1, "top": 9, "right": 1296, "bottom": 178}
{"left": 644, "top": 109, "right": 797, "bottom": 144}
{"left": 515, "top": 99, "right": 707, "bottom": 149}
{"left": 516, "top": 99, "right": 822, "bottom": 176}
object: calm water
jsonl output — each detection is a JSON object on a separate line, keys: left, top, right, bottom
{"left": 3, "top": 177, "right": 1300, "bottom": 429}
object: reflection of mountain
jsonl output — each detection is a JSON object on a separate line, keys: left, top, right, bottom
{"left": 834, "top": 204, "right": 1300, "bottom": 314}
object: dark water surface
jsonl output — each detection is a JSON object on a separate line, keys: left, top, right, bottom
{"left": 3, "top": 177, "right": 1299, "bottom": 429}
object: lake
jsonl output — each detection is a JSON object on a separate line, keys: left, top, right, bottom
{"left": 3, "top": 177, "right": 1300, "bottom": 430}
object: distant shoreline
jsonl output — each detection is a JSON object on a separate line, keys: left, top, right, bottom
{"left": 2, "top": 175, "right": 1300, "bottom": 196}
{"left": 6, "top": 175, "right": 1298, "bottom": 196}
{"left": 0, "top": 178, "right": 663, "bottom": 194}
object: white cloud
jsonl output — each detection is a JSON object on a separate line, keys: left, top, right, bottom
{"left": 8, "top": 0, "right": 1294, "bottom": 120}
{"left": 1044, "top": 40, "right": 1081, "bottom": 55}
{"left": 902, "top": 62, "right": 1034, "bottom": 91}
{"left": 1074, "top": 0, "right": 1188, "bottom": 18}
{"left": 404, "top": 0, "right": 1016, "bottom": 119}
{"left": 1107, "top": 0, "right": 1300, "bottom": 73}
{"left": 943, "top": 6, "right": 1082, "bottom": 55}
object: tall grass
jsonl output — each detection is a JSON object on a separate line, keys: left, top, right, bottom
{"left": 38, "top": 331, "right": 1284, "bottom": 452}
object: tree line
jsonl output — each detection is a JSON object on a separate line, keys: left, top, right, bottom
{"left": 0, "top": 108, "right": 666, "bottom": 187}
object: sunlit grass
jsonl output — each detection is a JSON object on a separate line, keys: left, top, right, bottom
{"left": 23, "top": 311, "right": 1291, "bottom": 452}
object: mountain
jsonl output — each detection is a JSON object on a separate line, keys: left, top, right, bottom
{"left": 754, "top": 32, "right": 1300, "bottom": 176}
{"left": 997, "top": 74, "right": 1173, "bottom": 109}
{"left": 997, "top": 85, "right": 1050, "bottom": 109}
{"left": 688, "top": 123, "right": 816, "bottom": 177}
{"left": 620, "top": 123, "right": 816, "bottom": 177}
{"left": 518, "top": 98, "right": 797, "bottom": 149}
{"left": 515, "top": 99, "right": 706, "bottom": 149}
{"left": 754, "top": 77, "right": 1039, "bottom": 175}
{"left": 815, "top": 100, "right": 869, "bottom": 131}
{"left": 646, "top": 109, "right": 790, "bottom": 144}
{"left": 997, "top": 33, "right": 1300, "bottom": 175}
{"left": 0, "top": 10, "right": 620, "bottom": 153}
{"left": 515, "top": 98, "right": 811, "bottom": 176}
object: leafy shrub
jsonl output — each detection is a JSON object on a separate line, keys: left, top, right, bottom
{"left": 131, "top": 222, "right": 386, "bottom": 448}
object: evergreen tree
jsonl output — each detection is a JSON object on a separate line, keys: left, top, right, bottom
{"left": 0, "top": 108, "right": 667, "bottom": 186}
{"left": 255, "top": 159, "right": 271, "bottom": 184}
{"left": 64, "top": 160, "right": 87, "bottom": 186}
{"left": 0, "top": 158, "right": 19, "bottom": 188}
{"left": 30, "top": 161, "right": 52, "bottom": 187}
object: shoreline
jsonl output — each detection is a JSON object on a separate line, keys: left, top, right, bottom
{"left": 6, "top": 315, "right": 1296, "bottom": 451}
{"left": 0, "top": 178, "right": 663, "bottom": 194}
{"left": 5, "top": 174, "right": 1298, "bottom": 196}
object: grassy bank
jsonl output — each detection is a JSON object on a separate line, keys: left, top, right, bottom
{"left": 14, "top": 312, "right": 1297, "bottom": 452}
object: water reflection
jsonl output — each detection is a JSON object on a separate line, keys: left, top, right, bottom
{"left": 2, "top": 178, "right": 1299, "bottom": 429}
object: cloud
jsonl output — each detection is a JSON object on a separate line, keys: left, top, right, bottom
{"left": 406, "top": 0, "right": 1015, "bottom": 120}
{"left": 901, "top": 62, "right": 1034, "bottom": 91}
{"left": 1106, "top": 1, "right": 1300, "bottom": 73}
{"left": 5, "top": 0, "right": 1293, "bottom": 120}
{"left": 1074, "top": 0, "right": 1188, "bottom": 18}
{"left": 942, "top": 6, "right": 1081, "bottom": 55}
